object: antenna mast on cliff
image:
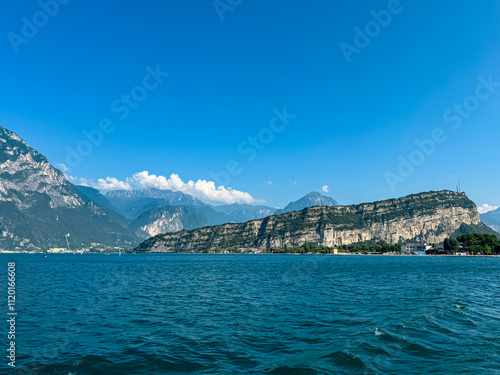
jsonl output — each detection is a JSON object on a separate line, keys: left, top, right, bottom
{"left": 456, "top": 182, "right": 461, "bottom": 193}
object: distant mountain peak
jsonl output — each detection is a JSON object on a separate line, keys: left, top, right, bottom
{"left": 0, "top": 125, "right": 28, "bottom": 147}
{"left": 305, "top": 191, "right": 328, "bottom": 198}
{"left": 274, "top": 191, "right": 339, "bottom": 215}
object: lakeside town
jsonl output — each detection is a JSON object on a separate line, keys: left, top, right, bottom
{"left": 2, "top": 233, "right": 498, "bottom": 256}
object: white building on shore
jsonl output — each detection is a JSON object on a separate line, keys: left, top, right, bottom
{"left": 402, "top": 242, "right": 431, "bottom": 254}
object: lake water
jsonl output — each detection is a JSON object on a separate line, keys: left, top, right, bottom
{"left": 2, "top": 254, "right": 499, "bottom": 374}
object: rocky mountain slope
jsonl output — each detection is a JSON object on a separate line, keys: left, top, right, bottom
{"left": 103, "top": 188, "right": 275, "bottom": 225}
{"left": 274, "top": 191, "right": 339, "bottom": 215}
{"left": 103, "top": 189, "right": 341, "bottom": 232}
{"left": 135, "top": 191, "right": 488, "bottom": 253}
{"left": 0, "top": 125, "right": 141, "bottom": 250}
{"left": 76, "top": 185, "right": 121, "bottom": 214}
{"left": 480, "top": 208, "right": 500, "bottom": 233}
{"left": 105, "top": 188, "right": 205, "bottom": 219}
{"left": 130, "top": 206, "right": 209, "bottom": 237}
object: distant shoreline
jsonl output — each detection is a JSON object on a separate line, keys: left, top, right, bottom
{"left": 0, "top": 252, "right": 498, "bottom": 257}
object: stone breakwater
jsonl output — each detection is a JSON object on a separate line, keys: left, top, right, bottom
{"left": 135, "top": 191, "right": 481, "bottom": 253}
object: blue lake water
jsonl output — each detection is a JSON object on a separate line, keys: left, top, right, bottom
{"left": 2, "top": 254, "right": 500, "bottom": 374}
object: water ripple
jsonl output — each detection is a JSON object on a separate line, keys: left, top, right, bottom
{"left": 3, "top": 254, "right": 500, "bottom": 374}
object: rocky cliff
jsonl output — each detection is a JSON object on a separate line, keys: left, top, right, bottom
{"left": 135, "top": 190, "right": 483, "bottom": 252}
{"left": 130, "top": 206, "right": 209, "bottom": 237}
{"left": 0, "top": 127, "right": 82, "bottom": 209}
{"left": 0, "top": 125, "right": 140, "bottom": 250}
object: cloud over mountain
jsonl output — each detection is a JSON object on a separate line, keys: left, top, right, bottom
{"left": 68, "top": 171, "right": 258, "bottom": 205}
{"left": 67, "top": 175, "right": 133, "bottom": 191}
{"left": 477, "top": 204, "right": 499, "bottom": 214}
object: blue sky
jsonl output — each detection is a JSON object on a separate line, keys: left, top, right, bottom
{"left": 1, "top": 0, "right": 500, "bottom": 209}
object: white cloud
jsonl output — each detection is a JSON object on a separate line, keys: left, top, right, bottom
{"left": 130, "top": 171, "right": 258, "bottom": 204}
{"left": 65, "top": 175, "right": 132, "bottom": 191}
{"left": 477, "top": 204, "right": 499, "bottom": 214}
{"left": 66, "top": 171, "right": 259, "bottom": 205}
{"left": 321, "top": 185, "right": 329, "bottom": 193}
{"left": 289, "top": 180, "right": 297, "bottom": 185}
{"left": 267, "top": 180, "right": 273, "bottom": 185}
{"left": 95, "top": 177, "right": 133, "bottom": 191}
{"left": 57, "top": 163, "right": 69, "bottom": 172}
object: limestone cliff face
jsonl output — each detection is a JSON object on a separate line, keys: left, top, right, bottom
{"left": 139, "top": 212, "right": 184, "bottom": 237}
{"left": 129, "top": 206, "right": 210, "bottom": 238}
{"left": 135, "top": 191, "right": 481, "bottom": 253}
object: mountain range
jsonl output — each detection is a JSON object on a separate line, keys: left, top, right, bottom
{"left": 0, "top": 124, "right": 497, "bottom": 251}
{"left": 136, "top": 191, "right": 496, "bottom": 253}
{"left": 0, "top": 126, "right": 138, "bottom": 250}
{"left": 0, "top": 125, "right": 340, "bottom": 250}
{"left": 101, "top": 188, "right": 277, "bottom": 233}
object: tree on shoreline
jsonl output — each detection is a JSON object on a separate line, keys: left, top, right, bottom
{"left": 444, "top": 238, "right": 460, "bottom": 252}
{"left": 455, "top": 233, "right": 500, "bottom": 255}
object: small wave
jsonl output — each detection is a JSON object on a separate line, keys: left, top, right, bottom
{"left": 268, "top": 365, "right": 324, "bottom": 374}
{"left": 20, "top": 353, "right": 206, "bottom": 375}
{"left": 374, "top": 327, "right": 384, "bottom": 336}
{"left": 320, "top": 350, "right": 367, "bottom": 370}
